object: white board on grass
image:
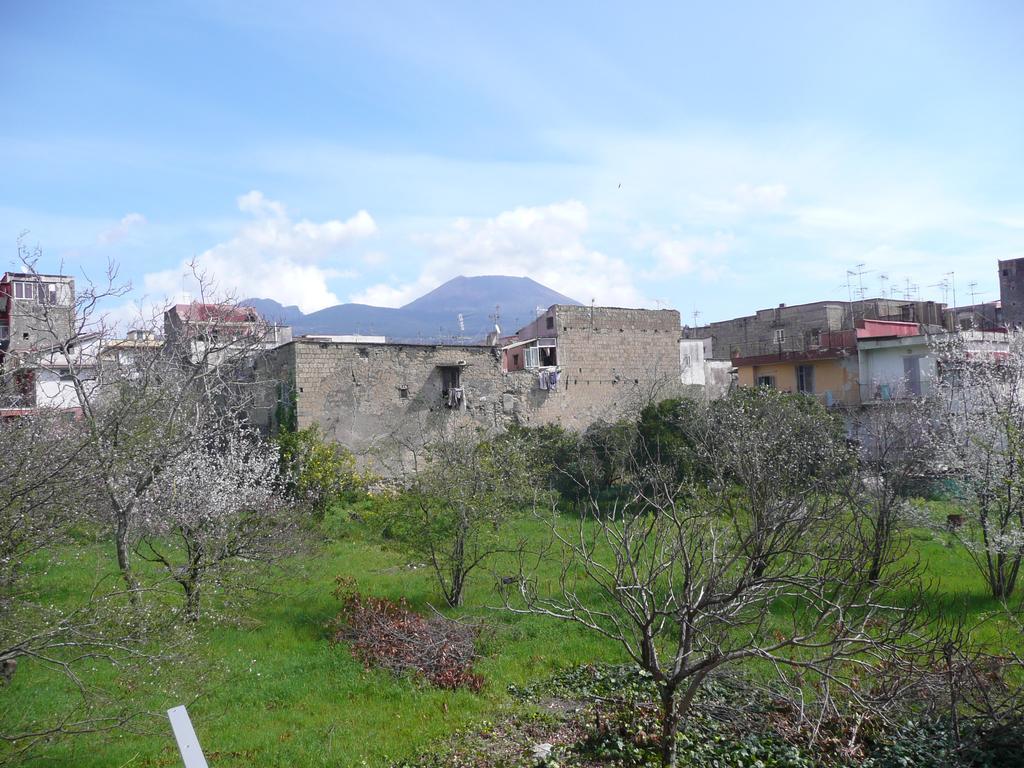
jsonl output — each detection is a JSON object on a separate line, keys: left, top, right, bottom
{"left": 167, "top": 705, "right": 209, "bottom": 768}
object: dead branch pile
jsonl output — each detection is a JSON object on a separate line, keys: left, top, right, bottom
{"left": 329, "top": 577, "right": 483, "bottom": 691}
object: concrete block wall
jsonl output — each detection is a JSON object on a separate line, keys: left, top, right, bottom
{"left": 1000, "top": 258, "right": 1024, "bottom": 325}
{"left": 703, "top": 299, "right": 946, "bottom": 361}
{"left": 527, "top": 305, "right": 683, "bottom": 428}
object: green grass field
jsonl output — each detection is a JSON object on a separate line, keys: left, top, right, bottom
{"left": 3, "top": 501, "right": 1020, "bottom": 767}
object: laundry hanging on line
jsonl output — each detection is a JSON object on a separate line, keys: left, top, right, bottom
{"left": 447, "top": 386, "right": 464, "bottom": 407}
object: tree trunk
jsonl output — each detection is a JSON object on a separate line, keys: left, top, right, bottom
{"left": 447, "top": 523, "right": 467, "bottom": 607}
{"left": 182, "top": 578, "right": 201, "bottom": 622}
{"left": 115, "top": 513, "right": 139, "bottom": 602}
{"left": 447, "top": 566, "right": 465, "bottom": 608}
{"left": 867, "top": 517, "right": 888, "bottom": 584}
{"left": 659, "top": 685, "right": 679, "bottom": 768}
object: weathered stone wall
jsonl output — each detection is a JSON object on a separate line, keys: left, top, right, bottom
{"left": 255, "top": 340, "right": 516, "bottom": 470}
{"left": 254, "top": 306, "right": 685, "bottom": 472}
{"left": 704, "top": 360, "right": 736, "bottom": 400}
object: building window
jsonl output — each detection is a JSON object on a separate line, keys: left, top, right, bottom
{"left": 512, "top": 353, "right": 519, "bottom": 366}
{"left": 524, "top": 346, "right": 540, "bottom": 369}
{"left": 546, "top": 316, "right": 554, "bottom": 330}
{"left": 439, "top": 365, "right": 461, "bottom": 393}
{"left": 13, "top": 281, "right": 34, "bottom": 300}
{"left": 39, "top": 284, "right": 58, "bottom": 305}
{"left": 797, "top": 364, "right": 815, "bottom": 394}
{"left": 0, "top": 324, "right": 8, "bottom": 341}
{"left": 756, "top": 375, "right": 776, "bottom": 388}
{"left": 773, "top": 328, "right": 785, "bottom": 345}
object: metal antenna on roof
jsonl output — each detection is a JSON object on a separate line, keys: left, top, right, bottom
{"left": 969, "top": 282, "right": 982, "bottom": 310}
{"left": 928, "top": 279, "right": 950, "bottom": 305}
{"left": 852, "top": 263, "right": 868, "bottom": 300}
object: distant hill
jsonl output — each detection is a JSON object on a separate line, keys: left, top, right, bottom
{"left": 242, "top": 275, "right": 581, "bottom": 342}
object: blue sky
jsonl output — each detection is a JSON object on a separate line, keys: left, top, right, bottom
{"left": 2, "top": 1, "right": 1022, "bottom": 327}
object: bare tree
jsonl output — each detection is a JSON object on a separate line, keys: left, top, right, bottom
{"left": 0, "top": 411, "right": 193, "bottom": 763}
{"left": 505, "top": 389, "right": 924, "bottom": 767}
{"left": 384, "top": 424, "right": 542, "bottom": 608}
{"left": 14, "top": 254, "right": 286, "bottom": 599}
{"left": 934, "top": 334, "right": 1024, "bottom": 599}
{"left": 851, "top": 397, "right": 937, "bottom": 583}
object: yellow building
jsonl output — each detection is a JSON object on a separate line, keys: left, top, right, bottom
{"left": 733, "top": 330, "right": 860, "bottom": 407}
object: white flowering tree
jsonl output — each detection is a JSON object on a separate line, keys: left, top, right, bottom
{"left": 934, "top": 333, "right": 1024, "bottom": 599}
{"left": 13, "top": 251, "right": 284, "bottom": 601}
{"left": 134, "top": 428, "right": 301, "bottom": 621}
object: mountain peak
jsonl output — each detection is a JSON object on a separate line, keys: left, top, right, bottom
{"left": 401, "top": 275, "right": 580, "bottom": 315}
{"left": 243, "top": 274, "right": 581, "bottom": 341}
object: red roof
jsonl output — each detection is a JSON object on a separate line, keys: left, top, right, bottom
{"left": 169, "top": 303, "right": 260, "bottom": 324}
{"left": 856, "top": 319, "right": 920, "bottom": 339}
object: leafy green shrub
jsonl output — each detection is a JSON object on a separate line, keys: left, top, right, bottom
{"left": 514, "top": 665, "right": 816, "bottom": 768}
{"left": 276, "top": 425, "right": 364, "bottom": 518}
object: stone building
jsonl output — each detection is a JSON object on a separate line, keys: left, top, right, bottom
{"left": 506, "top": 304, "right": 683, "bottom": 428}
{"left": 999, "top": 257, "right": 1024, "bottom": 326}
{"left": 692, "top": 298, "right": 948, "bottom": 361}
{"left": 254, "top": 304, "right": 684, "bottom": 470}
{"left": 945, "top": 300, "right": 1003, "bottom": 332}
{"left": 0, "top": 272, "right": 75, "bottom": 356}
{"left": 0, "top": 271, "right": 77, "bottom": 410}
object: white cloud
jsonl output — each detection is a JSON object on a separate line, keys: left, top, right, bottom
{"left": 98, "top": 212, "right": 146, "bottom": 244}
{"left": 651, "top": 233, "right": 735, "bottom": 277}
{"left": 349, "top": 200, "right": 648, "bottom": 309}
{"left": 733, "top": 182, "right": 788, "bottom": 209}
{"left": 361, "top": 250, "right": 389, "bottom": 266}
{"left": 140, "top": 191, "right": 375, "bottom": 313}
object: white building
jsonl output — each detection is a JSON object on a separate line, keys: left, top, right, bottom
{"left": 857, "top": 321, "right": 1010, "bottom": 402}
{"left": 679, "top": 339, "right": 707, "bottom": 387}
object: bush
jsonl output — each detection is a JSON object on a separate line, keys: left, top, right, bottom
{"left": 276, "top": 426, "right": 363, "bottom": 518}
{"left": 329, "top": 578, "right": 483, "bottom": 691}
